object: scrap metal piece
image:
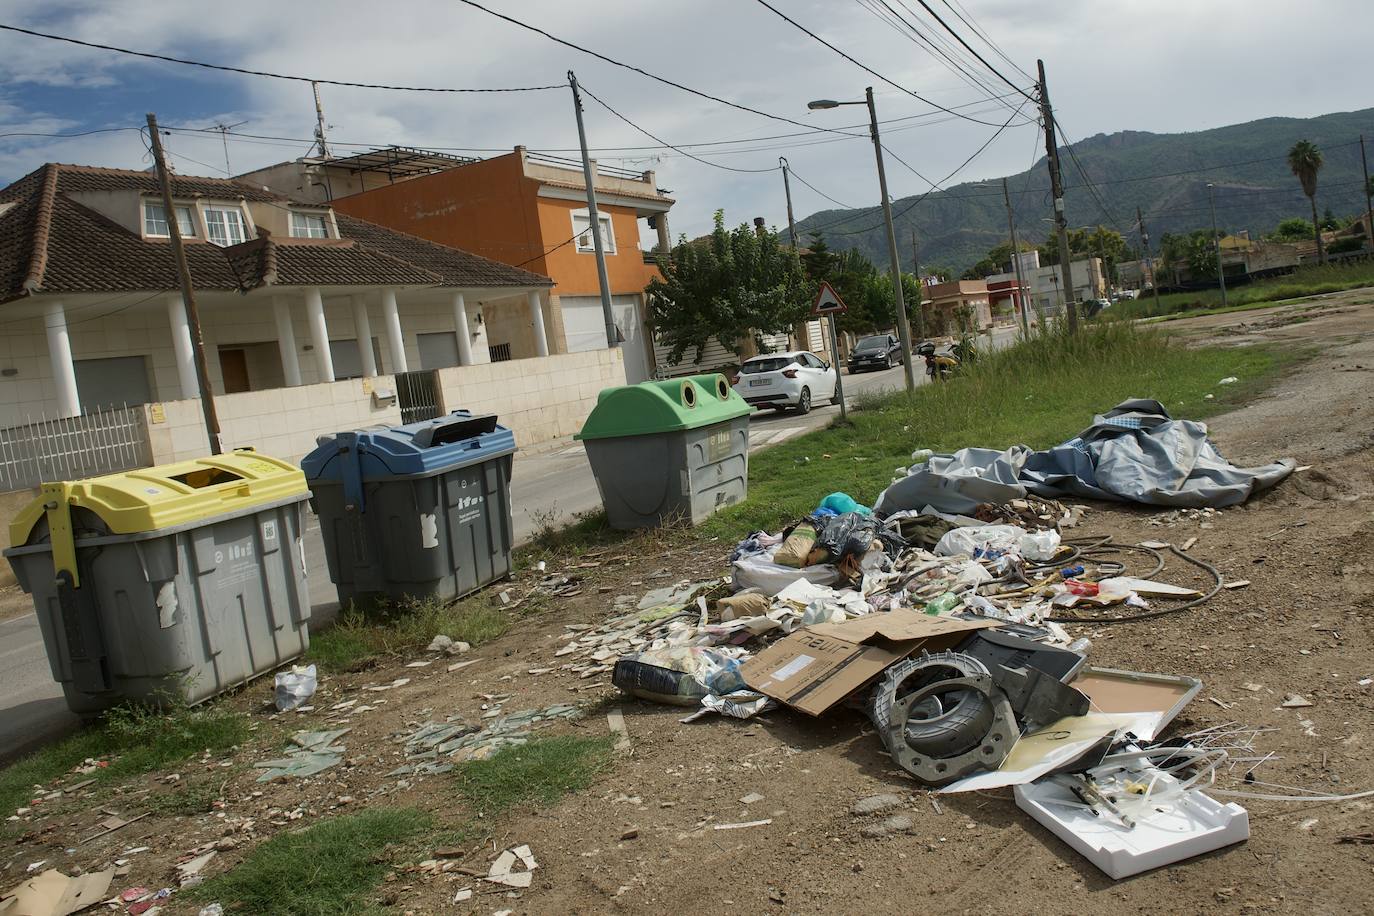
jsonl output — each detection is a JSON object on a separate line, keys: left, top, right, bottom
{"left": 874, "top": 652, "right": 1019, "bottom": 786}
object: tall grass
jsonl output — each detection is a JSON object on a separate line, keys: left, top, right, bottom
{"left": 1114, "top": 260, "right": 1374, "bottom": 319}
{"left": 698, "top": 321, "right": 1283, "bottom": 537}
{"left": 308, "top": 594, "right": 510, "bottom": 671}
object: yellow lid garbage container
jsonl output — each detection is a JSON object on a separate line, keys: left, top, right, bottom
{"left": 3, "top": 450, "right": 312, "bottom": 714}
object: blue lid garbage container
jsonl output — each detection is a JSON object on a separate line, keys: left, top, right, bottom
{"left": 301, "top": 410, "right": 515, "bottom": 606}
{"left": 3, "top": 450, "right": 312, "bottom": 715}
{"left": 575, "top": 374, "right": 751, "bottom": 529}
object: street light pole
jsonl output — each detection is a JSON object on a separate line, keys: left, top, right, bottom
{"left": 1002, "top": 177, "right": 1030, "bottom": 336}
{"left": 568, "top": 70, "right": 618, "bottom": 349}
{"left": 1207, "top": 182, "right": 1228, "bottom": 308}
{"left": 807, "top": 90, "right": 916, "bottom": 393}
{"left": 864, "top": 88, "right": 917, "bottom": 393}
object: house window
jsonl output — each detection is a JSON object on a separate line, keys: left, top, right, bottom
{"left": 144, "top": 202, "right": 196, "bottom": 238}
{"left": 572, "top": 209, "right": 616, "bottom": 255}
{"left": 204, "top": 206, "right": 248, "bottom": 247}
{"left": 290, "top": 211, "right": 330, "bottom": 238}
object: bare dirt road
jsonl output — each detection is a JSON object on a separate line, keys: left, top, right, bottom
{"left": 3, "top": 299, "right": 1371, "bottom": 914}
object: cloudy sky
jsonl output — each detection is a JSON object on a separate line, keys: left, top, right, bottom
{"left": 2, "top": 0, "right": 1371, "bottom": 248}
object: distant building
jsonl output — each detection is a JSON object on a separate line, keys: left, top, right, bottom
{"left": 923, "top": 279, "right": 992, "bottom": 332}
{"left": 242, "top": 146, "right": 675, "bottom": 383}
{"left": 986, "top": 252, "right": 1105, "bottom": 317}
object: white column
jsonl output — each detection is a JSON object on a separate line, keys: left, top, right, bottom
{"left": 304, "top": 287, "right": 334, "bottom": 383}
{"left": 165, "top": 293, "right": 200, "bottom": 400}
{"left": 43, "top": 300, "right": 80, "bottom": 418}
{"left": 527, "top": 290, "right": 549, "bottom": 358}
{"left": 381, "top": 287, "right": 408, "bottom": 373}
{"left": 351, "top": 295, "right": 378, "bottom": 377}
{"left": 452, "top": 291, "right": 473, "bottom": 366}
{"left": 272, "top": 296, "right": 302, "bottom": 387}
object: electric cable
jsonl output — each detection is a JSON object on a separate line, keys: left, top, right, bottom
{"left": 453, "top": 0, "right": 863, "bottom": 135}
{"left": 749, "top": 0, "right": 1028, "bottom": 127}
{"left": 0, "top": 22, "right": 566, "bottom": 92}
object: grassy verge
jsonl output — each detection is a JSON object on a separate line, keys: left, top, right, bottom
{"left": 193, "top": 735, "right": 613, "bottom": 913}
{"left": 308, "top": 594, "right": 510, "bottom": 671}
{"left": 190, "top": 808, "right": 432, "bottom": 915}
{"left": 455, "top": 735, "right": 613, "bottom": 818}
{"left": 1113, "top": 261, "right": 1374, "bottom": 320}
{"left": 0, "top": 704, "right": 247, "bottom": 823}
{"left": 699, "top": 321, "right": 1287, "bottom": 538}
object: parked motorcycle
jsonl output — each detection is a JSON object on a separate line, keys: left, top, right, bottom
{"left": 915, "top": 341, "right": 961, "bottom": 381}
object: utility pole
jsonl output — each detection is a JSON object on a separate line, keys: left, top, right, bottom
{"left": 1137, "top": 206, "right": 1163, "bottom": 314}
{"left": 1207, "top": 182, "right": 1228, "bottom": 307}
{"left": 1036, "top": 60, "right": 1077, "bottom": 333}
{"left": 146, "top": 113, "right": 221, "bottom": 455}
{"left": 1361, "top": 135, "right": 1373, "bottom": 252}
{"left": 1002, "top": 177, "right": 1030, "bottom": 336}
{"left": 568, "top": 70, "right": 617, "bottom": 349}
{"left": 910, "top": 230, "right": 925, "bottom": 339}
{"left": 779, "top": 157, "right": 799, "bottom": 250}
{"left": 311, "top": 81, "right": 330, "bottom": 159}
{"left": 865, "top": 87, "right": 917, "bottom": 393}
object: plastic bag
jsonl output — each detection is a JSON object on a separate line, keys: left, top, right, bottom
{"left": 274, "top": 664, "right": 317, "bottom": 711}
{"left": 818, "top": 492, "right": 872, "bottom": 516}
{"left": 732, "top": 548, "right": 840, "bottom": 595}
{"left": 934, "top": 524, "right": 1061, "bottom": 562}
{"left": 814, "top": 512, "right": 882, "bottom": 563}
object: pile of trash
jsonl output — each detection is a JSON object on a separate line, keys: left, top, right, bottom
{"left": 590, "top": 483, "right": 1256, "bottom": 879}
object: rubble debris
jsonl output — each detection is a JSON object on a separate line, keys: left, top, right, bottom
{"left": 484, "top": 845, "right": 538, "bottom": 888}
{"left": 850, "top": 794, "right": 904, "bottom": 816}
{"left": 605, "top": 707, "right": 632, "bottom": 754}
{"left": 1281, "top": 694, "right": 1314, "bottom": 708}
{"left": 860, "top": 815, "right": 913, "bottom": 838}
{"left": 713, "top": 819, "right": 772, "bottom": 830}
{"left": 739, "top": 793, "right": 765, "bottom": 805}
{"left": 0, "top": 868, "right": 114, "bottom": 916}
{"left": 254, "top": 729, "right": 349, "bottom": 782}
{"left": 399, "top": 705, "right": 582, "bottom": 765}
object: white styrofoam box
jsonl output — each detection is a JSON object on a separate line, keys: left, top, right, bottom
{"left": 1015, "top": 776, "right": 1249, "bottom": 880}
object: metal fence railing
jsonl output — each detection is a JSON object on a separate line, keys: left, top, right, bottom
{"left": 0, "top": 404, "right": 153, "bottom": 492}
{"left": 396, "top": 370, "right": 442, "bottom": 424}
{"left": 488, "top": 343, "right": 513, "bottom": 363}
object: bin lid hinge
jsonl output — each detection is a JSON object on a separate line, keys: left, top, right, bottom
{"left": 40, "top": 482, "right": 79, "bottom": 589}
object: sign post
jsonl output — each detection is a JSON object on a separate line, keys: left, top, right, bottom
{"left": 812, "top": 281, "right": 849, "bottom": 423}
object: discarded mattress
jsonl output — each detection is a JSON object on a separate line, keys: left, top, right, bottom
{"left": 876, "top": 399, "right": 1294, "bottom": 513}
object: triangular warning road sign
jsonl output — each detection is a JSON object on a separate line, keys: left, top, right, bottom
{"left": 811, "top": 280, "right": 848, "bottom": 316}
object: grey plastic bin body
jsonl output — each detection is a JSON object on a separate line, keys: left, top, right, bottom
{"left": 301, "top": 412, "right": 516, "bottom": 605}
{"left": 7, "top": 498, "right": 311, "bottom": 715}
{"left": 583, "top": 414, "right": 750, "bottom": 529}
{"left": 577, "top": 375, "right": 751, "bottom": 530}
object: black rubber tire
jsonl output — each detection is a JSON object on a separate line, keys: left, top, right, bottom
{"left": 795, "top": 387, "right": 812, "bottom": 414}
{"left": 884, "top": 356, "right": 892, "bottom": 370}
{"left": 870, "top": 655, "right": 994, "bottom": 759}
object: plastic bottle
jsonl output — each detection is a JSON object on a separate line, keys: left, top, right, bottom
{"left": 1059, "top": 564, "right": 1085, "bottom": 579}
{"left": 924, "top": 592, "right": 960, "bottom": 615}
{"left": 1064, "top": 579, "right": 1100, "bottom": 597}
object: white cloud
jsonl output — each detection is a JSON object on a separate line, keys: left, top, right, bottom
{"left": 1, "top": 0, "right": 1371, "bottom": 242}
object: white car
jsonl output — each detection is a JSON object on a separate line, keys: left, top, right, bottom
{"left": 733, "top": 350, "right": 838, "bottom": 414}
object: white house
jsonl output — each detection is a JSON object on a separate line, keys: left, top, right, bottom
{"left": 0, "top": 163, "right": 625, "bottom": 489}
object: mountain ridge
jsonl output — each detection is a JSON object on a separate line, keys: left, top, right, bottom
{"left": 789, "top": 107, "right": 1374, "bottom": 272}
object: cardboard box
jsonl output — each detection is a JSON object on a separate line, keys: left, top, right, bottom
{"left": 740, "top": 611, "right": 996, "bottom": 716}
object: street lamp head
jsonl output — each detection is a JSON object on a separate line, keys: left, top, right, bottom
{"left": 808, "top": 99, "right": 840, "bottom": 110}
{"left": 1206, "top": 182, "right": 1214, "bottom": 189}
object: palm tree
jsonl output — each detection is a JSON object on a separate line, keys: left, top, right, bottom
{"left": 1287, "top": 139, "right": 1325, "bottom": 263}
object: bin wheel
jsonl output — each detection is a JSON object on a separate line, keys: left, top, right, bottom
{"left": 796, "top": 387, "right": 812, "bottom": 415}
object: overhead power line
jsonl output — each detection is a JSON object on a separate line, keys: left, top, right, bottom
{"left": 938, "top": 0, "right": 1034, "bottom": 81}
{"left": 0, "top": 23, "right": 566, "bottom": 92}
{"left": 749, "top": 0, "right": 1025, "bottom": 127}
{"left": 906, "top": 0, "right": 1031, "bottom": 98}
{"left": 784, "top": 164, "right": 857, "bottom": 210}
{"left": 577, "top": 82, "right": 780, "bottom": 174}
{"left": 452, "top": 0, "right": 862, "bottom": 136}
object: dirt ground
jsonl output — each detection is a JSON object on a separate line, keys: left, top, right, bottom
{"left": 4, "top": 291, "right": 1374, "bottom": 915}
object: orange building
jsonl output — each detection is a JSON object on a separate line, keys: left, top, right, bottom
{"left": 245, "top": 147, "right": 674, "bottom": 383}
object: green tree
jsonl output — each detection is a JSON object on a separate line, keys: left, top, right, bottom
{"left": 647, "top": 211, "right": 810, "bottom": 364}
{"left": 1287, "top": 139, "right": 1325, "bottom": 263}
{"left": 1159, "top": 229, "right": 1219, "bottom": 281}
{"left": 1268, "top": 217, "right": 1316, "bottom": 242}
{"left": 1319, "top": 207, "right": 1340, "bottom": 230}
{"left": 1039, "top": 226, "right": 1126, "bottom": 278}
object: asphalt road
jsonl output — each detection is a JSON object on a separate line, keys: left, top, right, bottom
{"left": 0, "top": 331, "right": 1018, "bottom": 760}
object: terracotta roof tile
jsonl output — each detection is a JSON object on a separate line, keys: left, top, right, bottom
{"left": 0, "top": 164, "right": 552, "bottom": 304}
